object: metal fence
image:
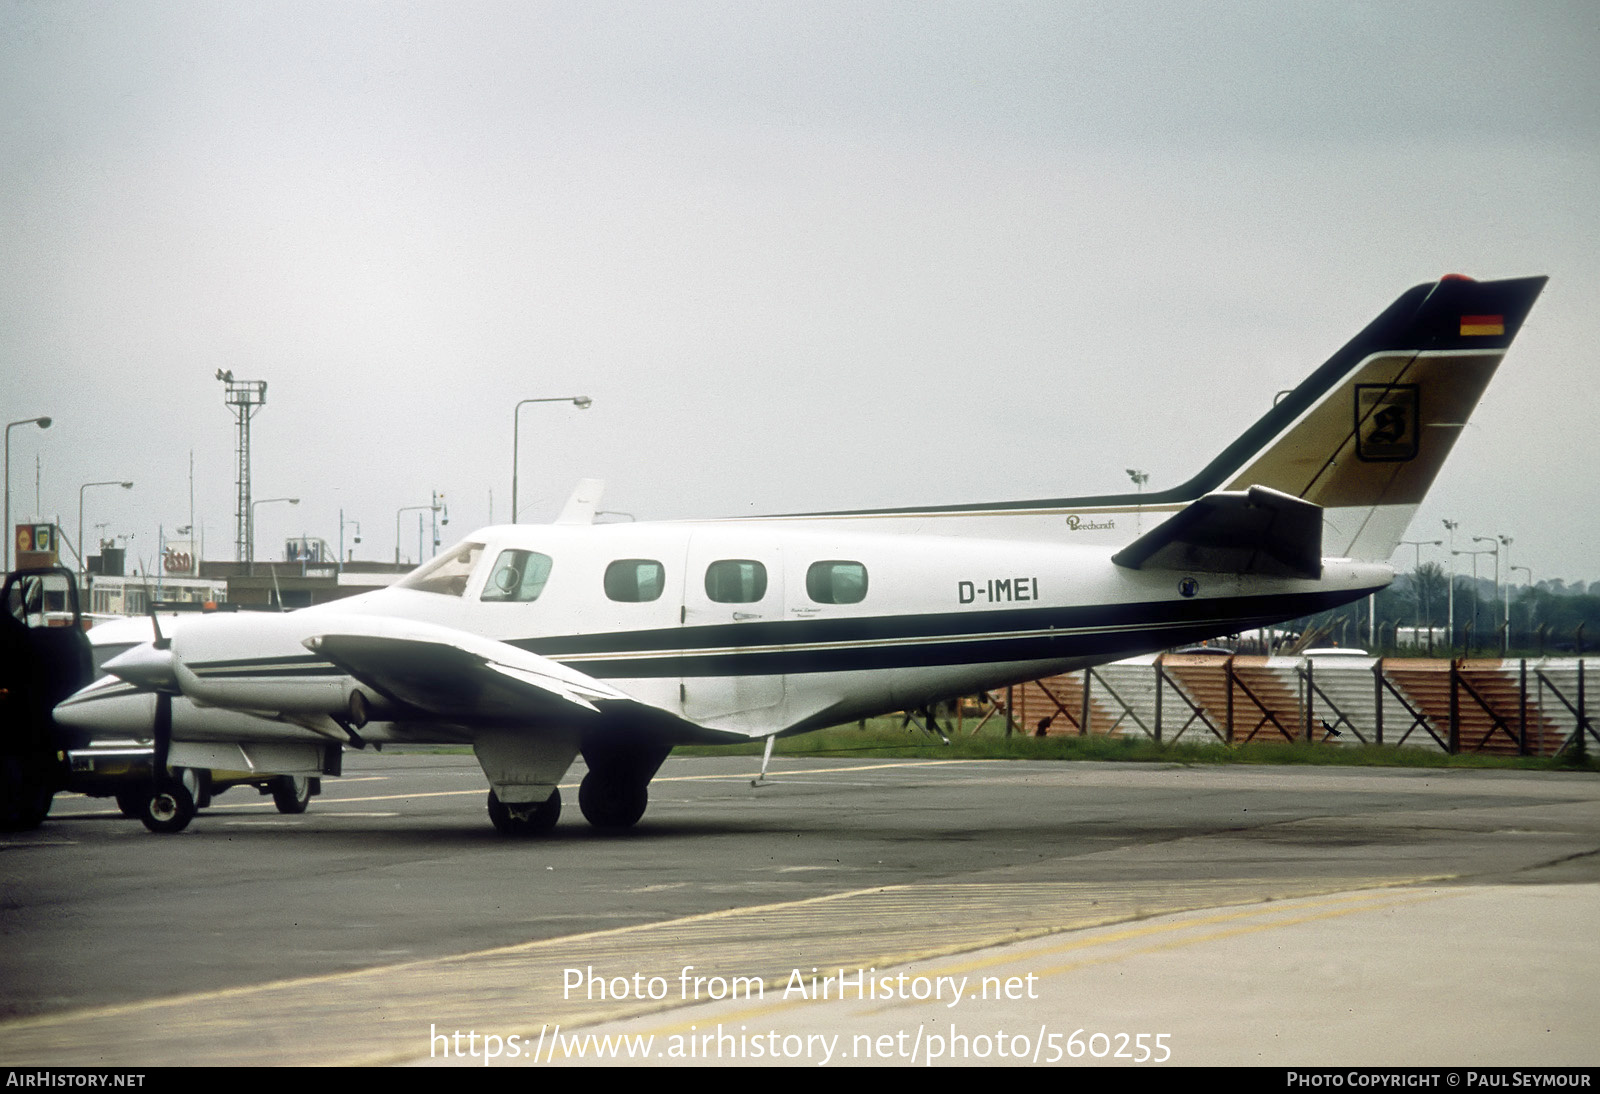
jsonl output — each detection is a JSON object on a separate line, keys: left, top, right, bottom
{"left": 994, "top": 655, "right": 1596, "bottom": 758}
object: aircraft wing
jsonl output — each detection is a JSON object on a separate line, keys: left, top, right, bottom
{"left": 1110, "top": 485, "right": 1324, "bottom": 579}
{"left": 303, "top": 617, "right": 634, "bottom": 724}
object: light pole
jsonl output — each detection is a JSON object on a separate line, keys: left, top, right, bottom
{"left": 1453, "top": 547, "right": 1494, "bottom": 653}
{"left": 1472, "top": 535, "right": 1500, "bottom": 606}
{"left": 512, "top": 396, "right": 592, "bottom": 524}
{"left": 78, "top": 480, "right": 133, "bottom": 583}
{"left": 430, "top": 490, "right": 449, "bottom": 557}
{"left": 1472, "top": 535, "right": 1500, "bottom": 651}
{"left": 5, "top": 416, "right": 52, "bottom": 572}
{"left": 249, "top": 497, "right": 299, "bottom": 575}
{"left": 1400, "top": 538, "right": 1441, "bottom": 648}
{"left": 1442, "top": 518, "right": 1459, "bottom": 644}
{"left": 1498, "top": 535, "right": 1514, "bottom": 649}
{"left": 340, "top": 512, "right": 361, "bottom": 570}
{"left": 395, "top": 498, "right": 446, "bottom": 564}
{"left": 1511, "top": 564, "right": 1534, "bottom": 638}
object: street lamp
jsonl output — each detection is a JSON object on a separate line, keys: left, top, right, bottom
{"left": 249, "top": 497, "right": 299, "bottom": 575}
{"left": 1453, "top": 547, "right": 1495, "bottom": 653}
{"left": 1471, "top": 535, "right": 1500, "bottom": 600}
{"left": 1442, "top": 519, "right": 1460, "bottom": 646}
{"left": 1497, "top": 535, "right": 1515, "bottom": 647}
{"left": 512, "top": 396, "right": 592, "bottom": 524}
{"left": 1472, "top": 536, "right": 1501, "bottom": 650}
{"left": 5, "top": 416, "right": 52, "bottom": 571}
{"left": 395, "top": 496, "right": 447, "bottom": 564}
{"left": 1400, "top": 539, "right": 1442, "bottom": 648}
{"left": 78, "top": 480, "right": 134, "bottom": 583}
{"left": 1400, "top": 539, "right": 1442, "bottom": 570}
{"left": 340, "top": 512, "right": 361, "bottom": 569}
{"left": 1512, "top": 564, "right": 1534, "bottom": 636}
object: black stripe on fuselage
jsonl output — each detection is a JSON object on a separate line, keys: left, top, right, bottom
{"left": 160, "top": 588, "right": 1372, "bottom": 688}
{"left": 510, "top": 586, "right": 1372, "bottom": 678}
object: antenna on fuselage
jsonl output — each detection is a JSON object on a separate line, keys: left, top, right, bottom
{"left": 750, "top": 734, "right": 777, "bottom": 788}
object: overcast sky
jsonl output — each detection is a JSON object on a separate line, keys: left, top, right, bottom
{"left": 3, "top": 1, "right": 1596, "bottom": 584}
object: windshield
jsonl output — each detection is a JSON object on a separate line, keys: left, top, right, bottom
{"left": 395, "top": 541, "right": 485, "bottom": 597}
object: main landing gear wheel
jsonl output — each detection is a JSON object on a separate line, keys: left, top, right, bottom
{"left": 578, "top": 771, "right": 648, "bottom": 831}
{"left": 138, "top": 779, "right": 196, "bottom": 834}
{"left": 487, "top": 787, "right": 561, "bottom": 836}
{"left": 271, "top": 775, "right": 312, "bottom": 814}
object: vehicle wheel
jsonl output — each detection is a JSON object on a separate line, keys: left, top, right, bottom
{"left": 578, "top": 771, "right": 647, "bottom": 830}
{"left": 138, "top": 779, "right": 196, "bottom": 834}
{"left": 271, "top": 775, "right": 312, "bottom": 815}
{"left": 486, "top": 787, "right": 560, "bottom": 836}
{"left": 115, "top": 787, "right": 144, "bottom": 818}
{"left": 0, "top": 757, "right": 53, "bottom": 831}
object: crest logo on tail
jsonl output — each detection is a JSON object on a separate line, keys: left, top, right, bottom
{"left": 1355, "top": 384, "right": 1418, "bottom": 462}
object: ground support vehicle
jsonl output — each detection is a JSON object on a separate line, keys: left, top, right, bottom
{"left": 2, "top": 568, "right": 318, "bottom": 832}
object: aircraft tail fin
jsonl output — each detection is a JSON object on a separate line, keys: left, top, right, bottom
{"left": 765, "top": 274, "right": 1544, "bottom": 557}
{"left": 1163, "top": 274, "right": 1546, "bottom": 561}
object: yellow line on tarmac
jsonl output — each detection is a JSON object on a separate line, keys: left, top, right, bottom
{"left": 533, "top": 884, "right": 1460, "bottom": 1055}
{"left": 0, "top": 883, "right": 923, "bottom": 1032}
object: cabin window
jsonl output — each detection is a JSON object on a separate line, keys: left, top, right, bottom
{"left": 705, "top": 559, "right": 767, "bottom": 603}
{"left": 806, "top": 560, "right": 868, "bottom": 604}
{"left": 480, "top": 549, "right": 554, "bottom": 603}
{"left": 605, "top": 559, "right": 665, "bottom": 603}
{"left": 396, "top": 541, "right": 485, "bottom": 597}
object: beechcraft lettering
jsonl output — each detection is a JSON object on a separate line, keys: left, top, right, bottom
{"left": 1064, "top": 515, "right": 1116, "bottom": 531}
{"left": 53, "top": 274, "right": 1548, "bottom": 837}
{"left": 957, "top": 577, "right": 1040, "bottom": 604}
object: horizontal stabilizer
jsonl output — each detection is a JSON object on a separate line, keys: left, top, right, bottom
{"left": 1111, "top": 486, "right": 1323, "bottom": 579}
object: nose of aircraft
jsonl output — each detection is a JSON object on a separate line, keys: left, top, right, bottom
{"left": 103, "top": 641, "right": 180, "bottom": 693}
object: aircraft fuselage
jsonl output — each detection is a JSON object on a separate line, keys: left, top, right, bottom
{"left": 61, "top": 518, "right": 1389, "bottom": 749}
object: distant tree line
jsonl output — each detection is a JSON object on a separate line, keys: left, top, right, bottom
{"left": 1281, "top": 563, "right": 1598, "bottom": 656}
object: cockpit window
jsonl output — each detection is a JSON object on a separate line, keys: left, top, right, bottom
{"left": 705, "top": 559, "right": 768, "bottom": 604}
{"left": 604, "top": 559, "right": 665, "bottom": 602}
{"left": 480, "top": 549, "right": 554, "bottom": 603}
{"left": 396, "top": 542, "right": 485, "bottom": 597}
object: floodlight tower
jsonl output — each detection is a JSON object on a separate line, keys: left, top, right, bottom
{"left": 216, "top": 370, "right": 268, "bottom": 563}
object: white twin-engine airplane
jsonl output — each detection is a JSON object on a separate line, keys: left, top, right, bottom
{"left": 56, "top": 274, "right": 1547, "bottom": 835}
